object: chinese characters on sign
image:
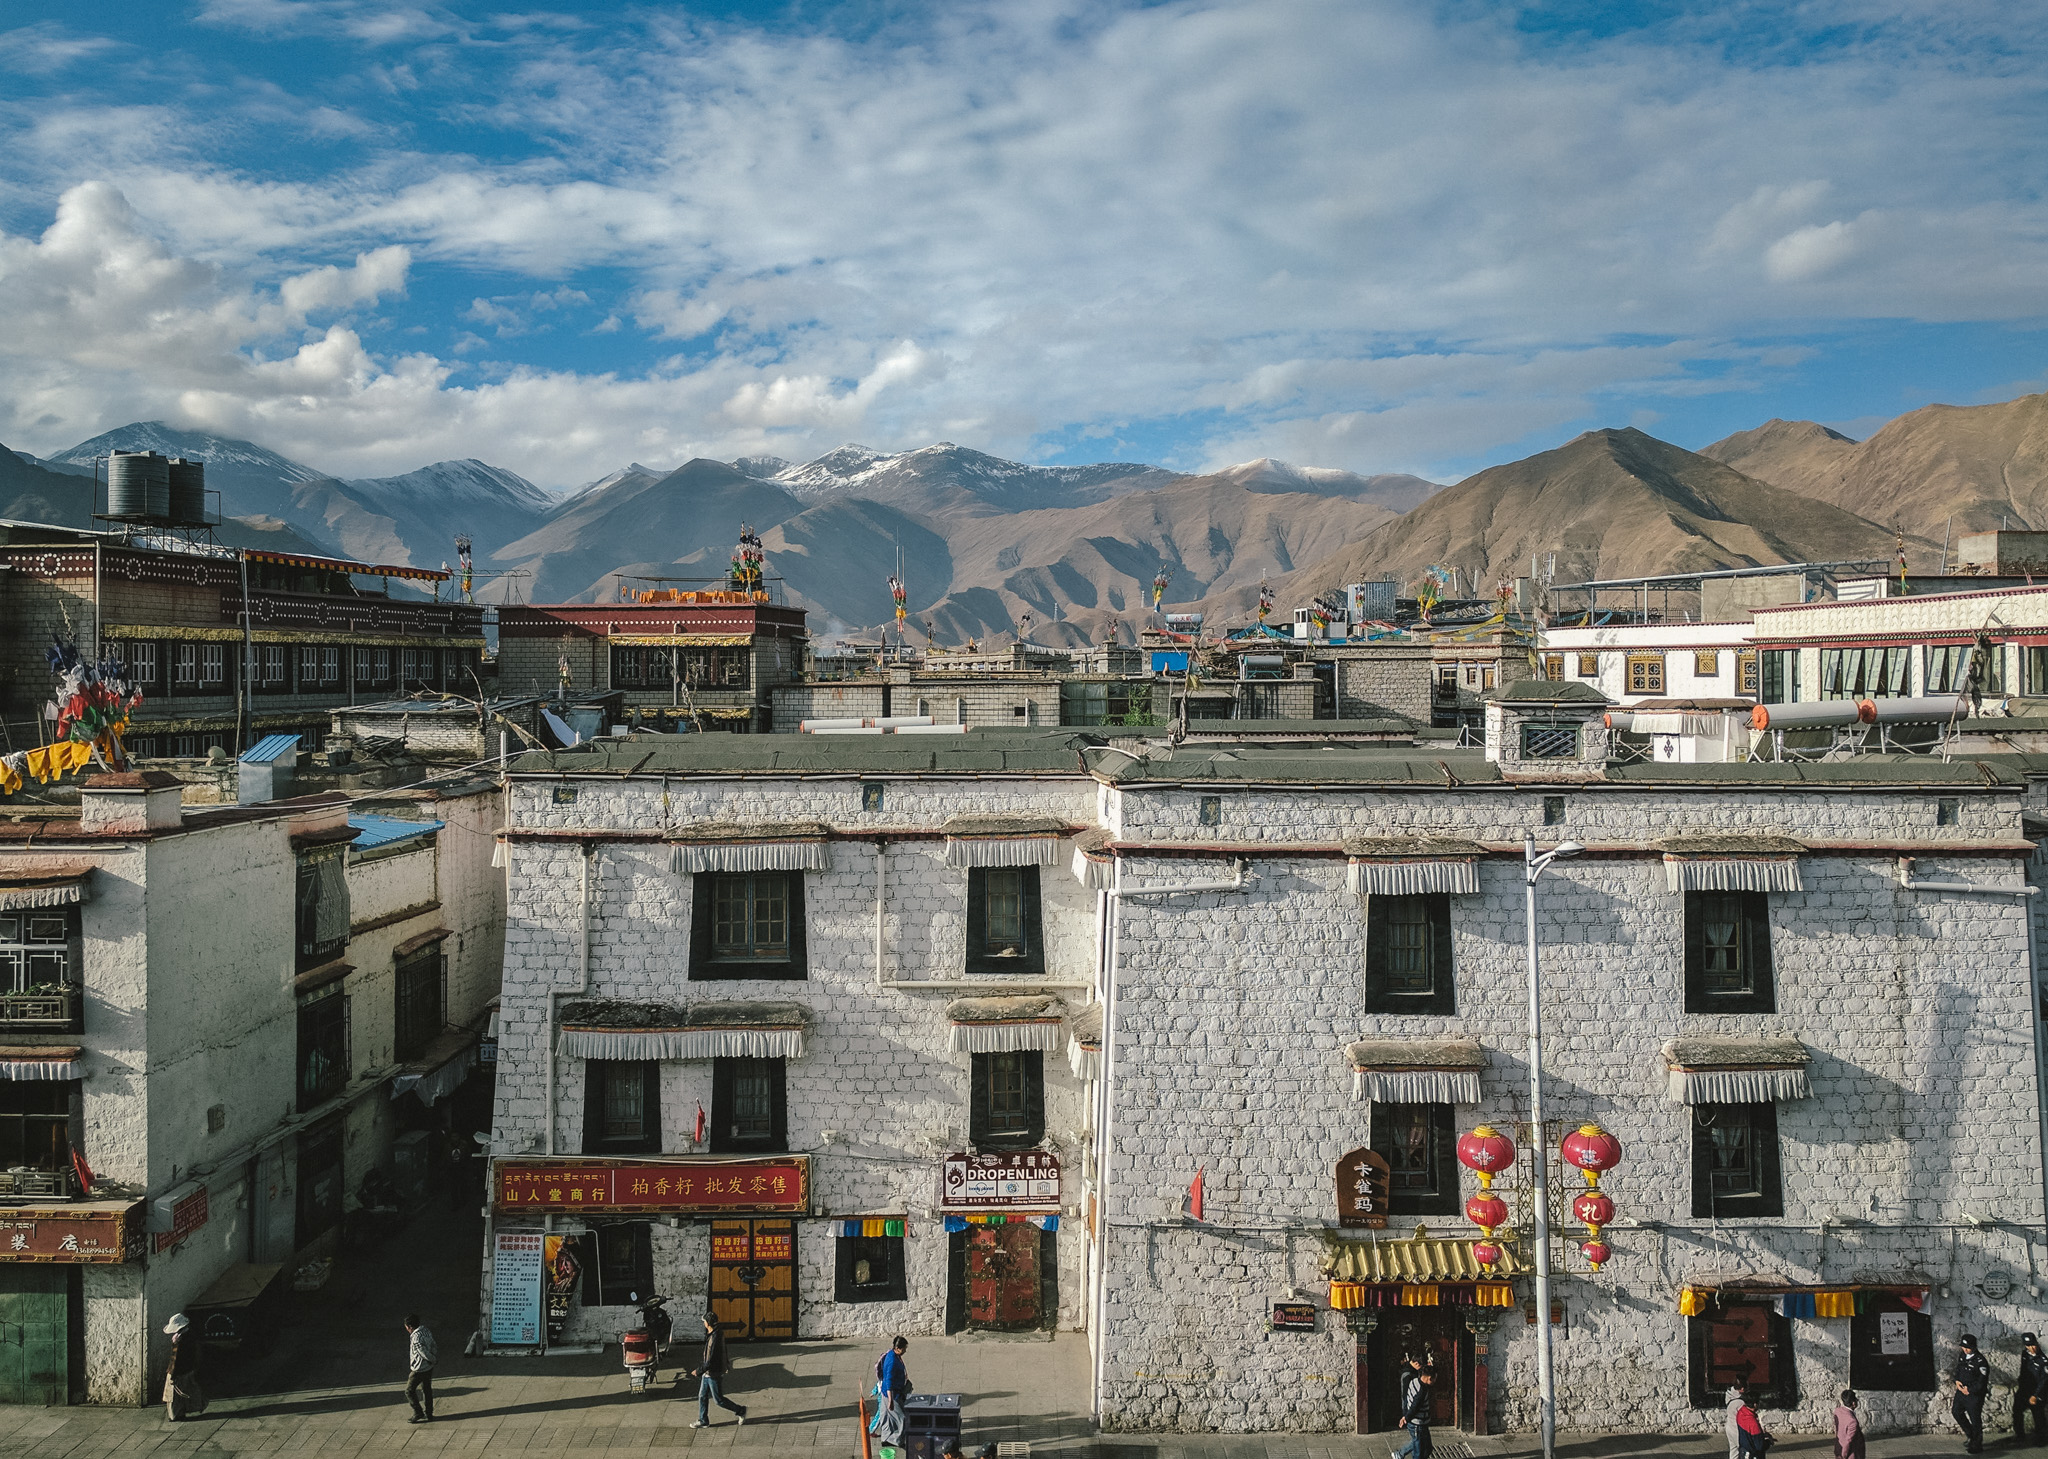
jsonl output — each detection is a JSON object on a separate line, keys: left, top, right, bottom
{"left": 494, "top": 1158, "right": 809, "bottom": 1213}
{"left": 939, "top": 1151, "right": 1061, "bottom": 1213}
{"left": 1269, "top": 1301, "right": 1319, "bottom": 1332}
{"left": 1335, "top": 1147, "right": 1391, "bottom": 1230}
{"left": 0, "top": 1204, "right": 145, "bottom": 1263}
{"left": 491, "top": 1232, "right": 544, "bottom": 1346}
{"left": 154, "top": 1187, "right": 210, "bottom": 1254}
{"left": 1879, "top": 1311, "right": 1911, "bottom": 1356}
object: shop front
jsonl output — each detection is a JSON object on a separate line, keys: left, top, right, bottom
{"left": 938, "top": 1150, "right": 1062, "bottom": 1333}
{"left": 0, "top": 1200, "right": 145, "bottom": 1405}
{"left": 491, "top": 1155, "right": 809, "bottom": 1347}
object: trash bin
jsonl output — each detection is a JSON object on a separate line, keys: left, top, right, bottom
{"left": 902, "top": 1393, "right": 962, "bottom": 1459}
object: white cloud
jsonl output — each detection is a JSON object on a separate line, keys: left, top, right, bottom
{"left": 1764, "top": 219, "right": 1865, "bottom": 282}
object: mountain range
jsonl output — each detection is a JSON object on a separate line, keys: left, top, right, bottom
{"left": 4, "top": 390, "right": 2047, "bottom": 643}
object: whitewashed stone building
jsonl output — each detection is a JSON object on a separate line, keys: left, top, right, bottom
{"left": 488, "top": 706, "right": 2048, "bottom": 1445}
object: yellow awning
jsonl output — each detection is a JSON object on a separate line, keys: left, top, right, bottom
{"left": 611, "top": 634, "right": 755, "bottom": 647}
{"left": 1323, "top": 1236, "right": 1526, "bottom": 1283}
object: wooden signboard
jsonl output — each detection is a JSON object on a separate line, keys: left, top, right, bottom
{"left": 496, "top": 1156, "right": 808, "bottom": 1214}
{"left": 1336, "top": 1147, "right": 1391, "bottom": 1229}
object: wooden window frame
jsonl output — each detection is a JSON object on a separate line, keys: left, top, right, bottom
{"left": 969, "top": 1050, "right": 1045, "bottom": 1149}
{"left": 1848, "top": 1294, "right": 1936, "bottom": 1391}
{"left": 296, "top": 990, "right": 348, "bottom": 1113}
{"left": 1576, "top": 653, "right": 1599, "bottom": 679}
{"left": 393, "top": 947, "right": 445, "bottom": 1063}
{"left": 1690, "top": 1102, "right": 1784, "bottom": 1219}
{"left": 582, "top": 1059, "right": 662, "bottom": 1154}
{"left": 1363, "top": 893, "right": 1455, "bottom": 1014}
{"left": 965, "top": 866, "right": 1045, "bottom": 976}
{"left": 1370, "top": 1102, "right": 1458, "bottom": 1216}
{"left": 689, "top": 872, "right": 808, "bottom": 981}
{"left": 1682, "top": 890, "right": 1776, "bottom": 1013}
{"left": 1693, "top": 650, "right": 1719, "bottom": 677}
{"left": 835, "top": 1234, "right": 908, "bottom": 1303}
{"left": 1736, "top": 651, "right": 1759, "bottom": 697}
{"left": 1626, "top": 654, "right": 1665, "bottom": 695}
{"left": 581, "top": 1223, "right": 654, "bottom": 1307}
{"left": 1689, "top": 1299, "right": 1796, "bottom": 1408}
{"left": 0, "top": 1079, "right": 74, "bottom": 1171}
{"left": 710, "top": 1056, "right": 787, "bottom": 1154}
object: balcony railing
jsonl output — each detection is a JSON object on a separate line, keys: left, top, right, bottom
{"left": 0, "top": 1165, "right": 79, "bottom": 1201}
{"left": 0, "top": 984, "right": 82, "bottom": 1032}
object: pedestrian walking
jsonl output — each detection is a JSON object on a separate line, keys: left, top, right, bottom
{"left": 2019, "top": 1332, "right": 2048, "bottom": 1446}
{"left": 1954, "top": 1332, "right": 1991, "bottom": 1453}
{"left": 1390, "top": 1352, "right": 1434, "bottom": 1459}
{"left": 689, "top": 1313, "right": 747, "bottom": 1427}
{"left": 162, "top": 1313, "right": 205, "bottom": 1422}
{"left": 871, "top": 1335, "right": 911, "bottom": 1443}
{"left": 1732, "top": 1388, "right": 1773, "bottom": 1457}
{"left": 1835, "top": 1389, "right": 1866, "bottom": 1459}
{"left": 1724, "top": 1382, "right": 1747, "bottom": 1459}
{"left": 404, "top": 1313, "right": 437, "bottom": 1423}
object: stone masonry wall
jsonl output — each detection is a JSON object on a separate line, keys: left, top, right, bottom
{"left": 492, "top": 772, "right": 1101, "bottom": 1344}
{"left": 1095, "top": 777, "right": 2048, "bottom": 1438}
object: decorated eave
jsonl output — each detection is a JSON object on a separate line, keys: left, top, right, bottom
{"left": 1344, "top": 835, "right": 1485, "bottom": 896}
{"left": 667, "top": 821, "right": 833, "bottom": 874}
{"left": 1663, "top": 1036, "right": 1812, "bottom": 1104}
{"left": 1346, "top": 1036, "right": 1485, "bottom": 1104}
{"left": 1659, "top": 834, "right": 1807, "bottom": 893}
{"left": 946, "top": 994, "right": 1064, "bottom": 1054}
{"left": 559, "top": 999, "right": 810, "bottom": 1061}
{"left": 0, "top": 864, "right": 95, "bottom": 911}
{"left": 940, "top": 814, "right": 1069, "bottom": 868}
{"left": 1071, "top": 828, "right": 1114, "bottom": 890}
{"left": 245, "top": 548, "right": 449, "bottom": 583}
{"left": 1067, "top": 1001, "right": 1103, "bottom": 1081}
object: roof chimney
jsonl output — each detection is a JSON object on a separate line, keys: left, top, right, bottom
{"left": 79, "top": 771, "right": 185, "bottom": 834}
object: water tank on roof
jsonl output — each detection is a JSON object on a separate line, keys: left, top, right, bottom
{"left": 107, "top": 450, "right": 170, "bottom": 521}
{"left": 168, "top": 457, "right": 206, "bottom": 525}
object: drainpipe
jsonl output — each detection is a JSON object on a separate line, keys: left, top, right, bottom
{"left": 1896, "top": 859, "right": 2048, "bottom": 1256}
{"left": 1090, "top": 852, "right": 1251, "bottom": 1426}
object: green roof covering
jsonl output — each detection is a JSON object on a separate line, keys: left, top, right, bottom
{"left": 509, "top": 728, "right": 1104, "bottom": 778}
{"left": 1483, "top": 679, "right": 1611, "bottom": 705}
{"left": 1177, "top": 717, "right": 1420, "bottom": 737}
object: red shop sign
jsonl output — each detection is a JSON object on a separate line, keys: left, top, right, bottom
{"left": 495, "top": 1157, "right": 809, "bottom": 1214}
{"left": 0, "top": 1203, "right": 145, "bottom": 1264}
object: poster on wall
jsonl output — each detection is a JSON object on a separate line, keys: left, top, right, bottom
{"left": 545, "top": 1233, "right": 581, "bottom": 1343}
{"left": 491, "top": 1232, "right": 543, "bottom": 1346}
{"left": 1879, "top": 1311, "right": 1910, "bottom": 1356}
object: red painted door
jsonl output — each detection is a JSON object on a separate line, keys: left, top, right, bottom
{"left": 964, "top": 1224, "right": 1040, "bottom": 1329}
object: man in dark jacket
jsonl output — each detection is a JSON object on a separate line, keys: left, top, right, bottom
{"left": 2018, "top": 1333, "right": 2048, "bottom": 1445}
{"left": 689, "top": 1314, "right": 747, "bottom": 1428}
{"left": 1954, "top": 1333, "right": 1991, "bottom": 1453}
{"left": 1391, "top": 1352, "right": 1434, "bottom": 1459}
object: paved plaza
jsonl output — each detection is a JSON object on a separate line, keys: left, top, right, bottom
{"left": 0, "top": 1205, "right": 2001, "bottom": 1457}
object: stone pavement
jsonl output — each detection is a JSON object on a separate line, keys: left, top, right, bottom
{"left": 0, "top": 1200, "right": 2001, "bottom": 1457}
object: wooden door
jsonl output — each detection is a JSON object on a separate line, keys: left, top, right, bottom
{"left": 964, "top": 1223, "right": 1041, "bottom": 1330}
{"left": 708, "top": 1218, "right": 796, "bottom": 1341}
{"left": 0, "top": 1266, "right": 68, "bottom": 1405}
{"left": 1365, "top": 1307, "right": 1470, "bottom": 1432}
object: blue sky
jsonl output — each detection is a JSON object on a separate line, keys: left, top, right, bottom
{"left": 1, "top": 0, "right": 2044, "bottom": 488}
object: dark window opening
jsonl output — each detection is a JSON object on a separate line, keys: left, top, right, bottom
{"left": 1370, "top": 1103, "right": 1457, "bottom": 1216}
{"left": 1520, "top": 723, "right": 1578, "bottom": 759}
{"left": 1543, "top": 794, "right": 1566, "bottom": 826}
{"left": 1683, "top": 891, "right": 1775, "bottom": 1013}
{"left": 1689, "top": 1300, "right": 1796, "bottom": 1408}
{"left": 1848, "top": 1294, "right": 1937, "bottom": 1391}
{"left": 583, "top": 1060, "right": 661, "bottom": 1154}
{"left": 0, "top": 1081, "right": 72, "bottom": 1169}
{"left": 1691, "top": 1103, "right": 1784, "bottom": 1219}
{"left": 393, "top": 947, "right": 444, "bottom": 1062}
{"left": 1364, "top": 894, "right": 1454, "bottom": 1014}
{"left": 966, "top": 866, "right": 1044, "bottom": 975}
{"left": 690, "top": 873, "right": 807, "bottom": 980}
{"left": 835, "top": 1235, "right": 908, "bottom": 1303}
{"left": 296, "top": 992, "right": 348, "bottom": 1112}
{"left": 969, "top": 1050, "right": 1044, "bottom": 1148}
{"left": 711, "top": 1057, "right": 787, "bottom": 1154}
{"left": 295, "top": 846, "right": 350, "bottom": 971}
{"left": 581, "top": 1223, "right": 654, "bottom": 1306}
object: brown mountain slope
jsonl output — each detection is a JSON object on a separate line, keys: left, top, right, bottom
{"left": 1699, "top": 418, "right": 1860, "bottom": 500}
{"left": 1197, "top": 428, "right": 1915, "bottom": 624}
{"left": 1728, "top": 392, "right": 2048, "bottom": 537}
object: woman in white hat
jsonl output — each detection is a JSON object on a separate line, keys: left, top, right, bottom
{"left": 163, "top": 1313, "right": 205, "bottom": 1421}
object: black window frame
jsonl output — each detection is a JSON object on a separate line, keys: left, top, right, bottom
{"left": 0, "top": 1079, "right": 73, "bottom": 1170}
{"left": 581, "top": 1222, "right": 654, "bottom": 1306}
{"left": 296, "top": 989, "right": 348, "bottom": 1112}
{"left": 965, "top": 866, "right": 1045, "bottom": 976}
{"left": 689, "top": 872, "right": 808, "bottom": 980}
{"left": 835, "top": 1233, "right": 909, "bottom": 1303}
{"left": 393, "top": 946, "right": 445, "bottom": 1063}
{"left": 1848, "top": 1293, "right": 1937, "bottom": 1391}
{"left": 1759, "top": 649, "right": 1798, "bottom": 704}
{"left": 1691, "top": 1102, "right": 1784, "bottom": 1219}
{"left": 295, "top": 845, "right": 350, "bottom": 971}
{"left": 0, "top": 906, "right": 81, "bottom": 996}
{"left": 710, "top": 1056, "right": 787, "bottom": 1154}
{"left": 583, "top": 1059, "right": 662, "bottom": 1154}
{"left": 1682, "top": 890, "right": 1776, "bottom": 1013}
{"left": 969, "top": 1050, "right": 1045, "bottom": 1149}
{"left": 1364, "top": 893, "right": 1455, "bottom": 1014}
{"left": 1370, "top": 1102, "right": 1457, "bottom": 1216}
{"left": 1688, "top": 1299, "right": 1797, "bottom": 1408}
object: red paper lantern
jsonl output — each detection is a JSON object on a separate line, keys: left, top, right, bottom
{"left": 1581, "top": 1239, "right": 1612, "bottom": 1270}
{"left": 1560, "top": 1123, "right": 1622, "bottom": 1187}
{"left": 1472, "top": 1241, "right": 1501, "bottom": 1270}
{"left": 1466, "top": 1193, "right": 1509, "bottom": 1232}
{"left": 1572, "top": 1191, "right": 1614, "bottom": 1230}
{"left": 1457, "top": 1125, "right": 1517, "bottom": 1189}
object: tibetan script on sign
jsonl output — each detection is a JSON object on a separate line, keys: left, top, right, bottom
{"left": 0, "top": 1203, "right": 145, "bottom": 1263}
{"left": 495, "top": 1157, "right": 808, "bottom": 1214}
{"left": 1336, "top": 1147, "right": 1391, "bottom": 1229}
{"left": 939, "top": 1151, "right": 1061, "bottom": 1213}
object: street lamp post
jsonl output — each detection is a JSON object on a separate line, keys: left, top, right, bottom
{"left": 1524, "top": 831, "right": 1582, "bottom": 1459}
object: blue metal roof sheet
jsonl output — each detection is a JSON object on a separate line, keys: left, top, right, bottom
{"left": 240, "top": 734, "right": 301, "bottom": 765}
{"left": 348, "top": 813, "right": 445, "bottom": 850}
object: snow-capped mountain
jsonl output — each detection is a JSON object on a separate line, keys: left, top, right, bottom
{"left": 349, "top": 459, "right": 554, "bottom": 516}
{"left": 732, "top": 455, "right": 794, "bottom": 481}
{"left": 768, "top": 441, "right": 1179, "bottom": 512}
